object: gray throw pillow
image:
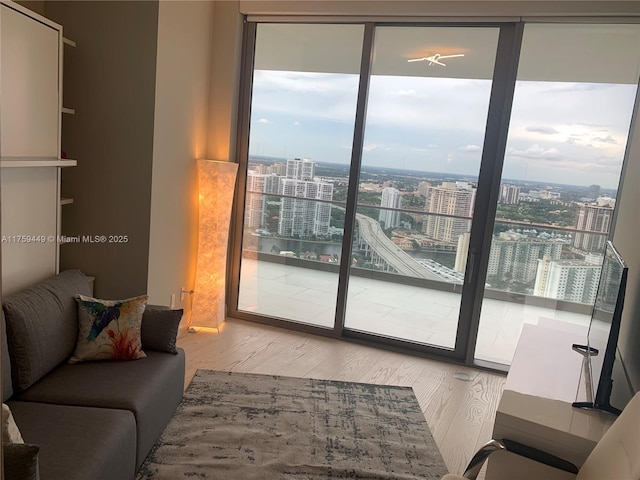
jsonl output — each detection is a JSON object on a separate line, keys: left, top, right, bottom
{"left": 3, "top": 269, "right": 91, "bottom": 391}
{"left": 141, "top": 308, "right": 183, "bottom": 354}
{"left": 4, "top": 442, "right": 40, "bottom": 480}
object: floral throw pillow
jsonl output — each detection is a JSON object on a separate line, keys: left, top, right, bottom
{"left": 70, "top": 294, "right": 148, "bottom": 363}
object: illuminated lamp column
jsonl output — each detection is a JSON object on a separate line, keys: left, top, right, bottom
{"left": 192, "top": 159, "right": 238, "bottom": 329}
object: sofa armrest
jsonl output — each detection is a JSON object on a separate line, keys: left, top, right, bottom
{"left": 460, "top": 439, "right": 578, "bottom": 480}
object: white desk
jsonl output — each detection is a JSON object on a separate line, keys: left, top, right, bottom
{"left": 487, "top": 321, "right": 615, "bottom": 480}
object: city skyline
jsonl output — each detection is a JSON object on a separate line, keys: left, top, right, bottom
{"left": 248, "top": 70, "right": 637, "bottom": 189}
{"left": 248, "top": 155, "right": 619, "bottom": 197}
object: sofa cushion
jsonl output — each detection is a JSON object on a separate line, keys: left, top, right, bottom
{"left": 9, "top": 401, "right": 136, "bottom": 480}
{"left": 2, "top": 312, "right": 13, "bottom": 401}
{"left": 70, "top": 294, "right": 147, "bottom": 363}
{"left": 141, "top": 308, "right": 183, "bottom": 354}
{"left": 3, "top": 270, "right": 91, "bottom": 391}
{"left": 17, "top": 349, "right": 185, "bottom": 469}
{"left": 3, "top": 442, "right": 39, "bottom": 480}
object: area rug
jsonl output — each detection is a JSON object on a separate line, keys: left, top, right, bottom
{"left": 136, "top": 370, "right": 448, "bottom": 479}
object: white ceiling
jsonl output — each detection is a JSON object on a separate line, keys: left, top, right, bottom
{"left": 254, "top": 23, "right": 640, "bottom": 83}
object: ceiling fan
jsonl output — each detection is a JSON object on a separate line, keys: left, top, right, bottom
{"left": 408, "top": 53, "right": 465, "bottom": 67}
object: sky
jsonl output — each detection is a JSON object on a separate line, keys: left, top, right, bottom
{"left": 248, "top": 70, "right": 637, "bottom": 189}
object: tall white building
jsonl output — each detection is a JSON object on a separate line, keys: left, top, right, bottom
{"left": 267, "top": 163, "right": 287, "bottom": 176}
{"left": 245, "top": 171, "right": 280, "bottom": 228}
{"left": 286, "top": 157, "right": 315, "bottom": 180}
{"left": 379, "top": 187, "right": 402, "bottom": 229}
{"left": 454, "top": 232, "right": 471, "bottom": 273}
{"left": 278, "top": 158, "right": 334, "bottom": 238}
{"left": 487, "top": 231, "right": 564, "bottom": 284}
{"left": 417, "top": 181, "right": 430, "bottom": 197}
{"left": 534, "top": 258, "right": 601, "bottom": 304}
{"left": 574, "top": 202, "right": 613, "bottom": 253}
{"left": 500, "top": 184, "right": 521, "bottom": 204}
{"left": 423, "top": 182, "right": 476, "bottom": 244}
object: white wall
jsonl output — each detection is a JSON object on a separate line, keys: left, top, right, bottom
{"left": 239, "top": 0, "right": 640, "bottom": 17}
{"left": 613, "top": 90, "right": 640, "bottom": 393}
{"left": 147, "top": 1, "right": 216, "bottom": 311}
{"left": 207, "top": 1, "right": 244, "bottom": 163}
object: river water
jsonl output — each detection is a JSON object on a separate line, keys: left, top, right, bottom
{"left": 250, "top": 235, "right": 456, "bottom": 268}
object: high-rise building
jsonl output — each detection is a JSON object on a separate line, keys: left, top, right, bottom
{"left": 267, "top": 163, "right": 287, "bottom": 176}
{"left": 534, "top": 257, "right": 601, "bottom": 304}
{"left": 487, "top": 231, "right": 564, "bottom": 284}
{"left": 278, "top": 158, "right": 333, "bottom": 238}
{"left": 253, "top": 163, "right": 267, "bottom": 174}
{"left": 500, "top": 184, "right": 521, "bottom": 204}
{"left": 423, "top": 182, "right": 476, "bottom": 244}
{"left": 588, "top": 184, "right": 601, "bottom": 199}
{"left": 286, "top": 157, "right": 315, "bottom": 180}
{"left": 417, "top": 181, "right": 430, "bottom": 197}
{"left": 379, "top": 187, "right": 402, "bottom": 229}
{"left": 573, "top": 202, "right": 613, "bottom": 253}
{"left": 454, "top": 232, "right": 470, "bottom": 273}
{"left": 245, "top": 171, "right": 280, "bottom": 228}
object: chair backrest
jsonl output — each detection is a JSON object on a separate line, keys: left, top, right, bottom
{"left": 577, "top": 391, "right": 640, "bottom": 480}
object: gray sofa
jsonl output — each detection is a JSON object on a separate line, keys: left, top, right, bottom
{"left": 1, "top": 270, "right": 185, "bottom": 480}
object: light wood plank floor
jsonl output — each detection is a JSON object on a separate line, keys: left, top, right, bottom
{"left": 177, "top": 318, "right": 506, "bottom": 478}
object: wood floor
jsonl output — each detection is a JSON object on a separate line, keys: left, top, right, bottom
{"left": 177, "top": 318, "right": 507, "bottom": 478}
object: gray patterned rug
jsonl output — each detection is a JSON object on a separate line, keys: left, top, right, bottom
{"left": 136, "top": 370, "right": 448, "bottom": 479}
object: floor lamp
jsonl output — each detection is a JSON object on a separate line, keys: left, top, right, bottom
{"left": 191, "top": 159, "right": 238, "bottom": 330}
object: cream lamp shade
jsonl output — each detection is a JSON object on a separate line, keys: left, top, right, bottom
{"left": 192, "top": 159, "right": 238, "bottom": 329}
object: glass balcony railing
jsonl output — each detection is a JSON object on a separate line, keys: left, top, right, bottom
{"left": 241, "top": 192, "right": 607, "bottom": 310}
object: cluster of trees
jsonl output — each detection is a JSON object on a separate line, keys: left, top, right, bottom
{"left": 496, "top": 200, "right": 578, "bottom": 227}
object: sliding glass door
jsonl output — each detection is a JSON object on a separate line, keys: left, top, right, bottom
{"left": 235, "top": 24, "right": 363, "bottom": 328}
{"left": 474, "top": 23, "right": 640, "bottom": 365}
{"left": 343, "top": 26, "right": 499, "bottom": 349}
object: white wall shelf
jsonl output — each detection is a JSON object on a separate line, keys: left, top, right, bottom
{"left": 60, "top": 197, "right": 74, "bottom": 206}
{"left": 61, "top": 107, "right": 75, "bottom": 115}
{"left": 1, "top": 157, "right": 77, "bottom": 168}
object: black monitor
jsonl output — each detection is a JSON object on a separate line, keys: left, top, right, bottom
{"left": 572, "top": 240, "right": 628, "bottom": 415}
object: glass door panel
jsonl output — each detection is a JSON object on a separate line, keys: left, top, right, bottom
{"left": 475, "top": 24, "right": 640, "bottom": 365}
{"left": 236, "top": 24, "right": 364, "bottom": 327}
{"left": 344, "top": 26, "right": 500, "bottom": 349}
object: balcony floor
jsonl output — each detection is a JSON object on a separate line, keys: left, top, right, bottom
{"left": 238, "top": 258, "right": 590, "bottom": 365}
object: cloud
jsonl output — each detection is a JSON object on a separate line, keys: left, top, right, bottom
{"left": 292, "top": 121, "right": 300, "bottom": 126}
{"left": 593, "top": 135, "right": 617, "bottom": 144}
{"left": 363, "top": 143, "right": 381, "bottom": 152}
{"left": 459, "top": 144, "right": 482, "bottom": 152}
{"left": 396, "top": 89, "right": 417, "bottom": 97}
{"left": 258, "top": 118, "right": 269, "bottom": 124}
{"left": 507, "top": 144, "right": 562, "bottom": 161}
{"left": 572, "top": 122, "right": 612, "bottom": 129}
{"left": 542, "top": 83, "right": 613, "bottom": 94}
{"left": 412, "top": 145, "right": 438, "bottom": 152}
{"left": 526, "top": 125, "right": 559, "bottom": 135}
